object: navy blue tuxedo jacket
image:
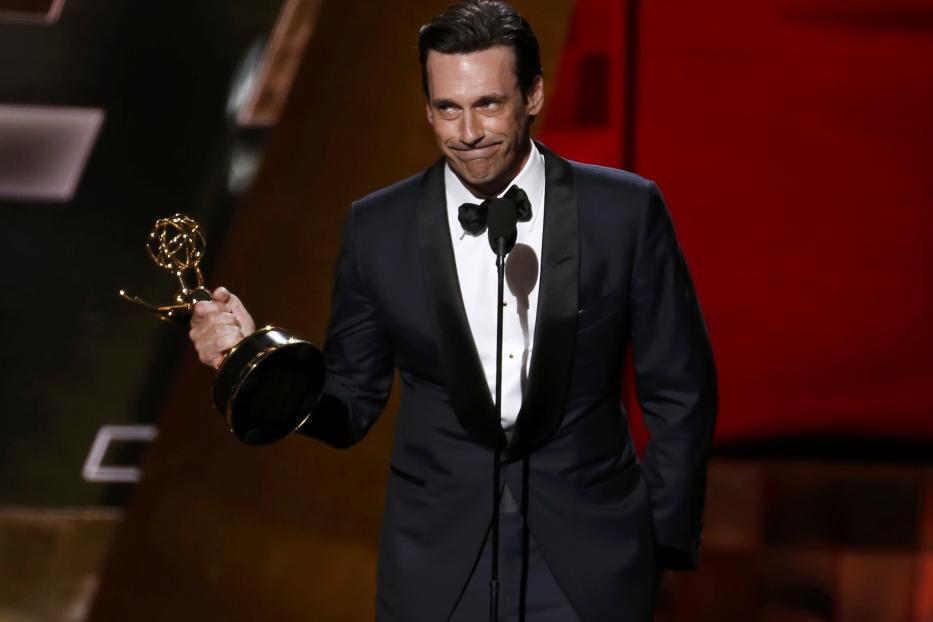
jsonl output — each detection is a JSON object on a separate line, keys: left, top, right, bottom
{"left": 301, "top": 143, "right": 717, "bottom": 622}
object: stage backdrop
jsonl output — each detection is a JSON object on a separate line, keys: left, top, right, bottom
{"left": 538, "top": 0, "right": 933, "bottom": 448}
{"left": 89, "top": 0, "right": 932, "bottom": 620}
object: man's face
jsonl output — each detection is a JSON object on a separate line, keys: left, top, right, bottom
{"left": 425, "top": 45, "right": 543, "bottom": 197}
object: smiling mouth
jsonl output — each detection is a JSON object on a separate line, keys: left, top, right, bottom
{"left": 454, "top": 143, "right": 500, "bottom": 161}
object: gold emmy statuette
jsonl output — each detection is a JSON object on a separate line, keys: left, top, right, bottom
{"left": 120, "top": 214, "right": 325, "bottom": 446}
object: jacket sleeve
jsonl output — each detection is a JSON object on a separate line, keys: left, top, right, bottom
{"left": 629, "top": 181, "right": 718, "bottom": 570}
{"left": 298, "top": 203, "right": 394, "bottom": 448}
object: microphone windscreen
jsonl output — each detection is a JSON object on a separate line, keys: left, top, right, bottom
{"left": 487, "top": 198, "right": 518, "bottom": 254}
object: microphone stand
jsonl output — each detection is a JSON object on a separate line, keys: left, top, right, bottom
{"left": 490, "top": 236, "right": 506, "bottom": 622}
{"left": 485, "top": 196, "right": 516, "bottom": 622}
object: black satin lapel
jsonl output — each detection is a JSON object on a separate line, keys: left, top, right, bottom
{"left": 417, "top": 159, "right": 505, "bottom": 450}
{"left": 506, "top": 144, "right": 579, "bottom": 461}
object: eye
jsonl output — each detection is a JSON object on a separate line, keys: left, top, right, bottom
{"left": 436, "top": 104, "right": 459, "bottom": 118}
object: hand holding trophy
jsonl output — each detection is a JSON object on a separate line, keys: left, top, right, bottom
{"left": 120, "top": 214, "right": 325, "bottom": 445}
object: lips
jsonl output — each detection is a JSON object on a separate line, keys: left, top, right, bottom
{"left": 455, "top": 143, "right": 500, "bottom": 160}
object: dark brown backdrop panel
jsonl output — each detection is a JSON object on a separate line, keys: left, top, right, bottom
{"left": 89, "top": 2, "right": 573, "bottom": 620}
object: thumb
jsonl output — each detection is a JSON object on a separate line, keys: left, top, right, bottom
{"left": 212, "top": 286, "right": 231, "bottom": 304}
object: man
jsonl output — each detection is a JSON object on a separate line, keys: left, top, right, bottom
{"left": 190, "top": 2, "right": 717, "bottom": 620}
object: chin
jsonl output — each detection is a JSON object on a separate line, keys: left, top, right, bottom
{"left": 464, "top": 171, "right": 501, "bottom": 190}
{"left": 464, "top": 168, "right": 497, "bottom": 184}
{"left": 461, "top": 161, "right": 504, "bottom": 181}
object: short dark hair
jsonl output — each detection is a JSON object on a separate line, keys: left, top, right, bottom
{"left": 418, "top": 0, "right": 542, "bottom": 98}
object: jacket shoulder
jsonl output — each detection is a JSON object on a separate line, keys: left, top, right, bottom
{"left": 564, "top": 160, "right": 661, "bottom": 232}
{"left": 353, "top": 168, "right": 426, "bottom": 215}
{"left": 568, "top": 160, "right": 655, "bottom": 195}
{"left": 341, "top": 166, "right": 433, "bottom": 252}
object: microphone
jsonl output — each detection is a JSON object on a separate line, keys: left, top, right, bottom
{"left": 487, "top": 198, "right": 518, "bottom": 256}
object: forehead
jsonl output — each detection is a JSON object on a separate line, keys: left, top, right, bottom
{"left": 425, "top": 45, "right": 519, "bottom": 100}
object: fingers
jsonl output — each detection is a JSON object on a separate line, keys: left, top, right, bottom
{"left": 191, "top": 301, "right": 236, "bottom": 325}
{"left": 189, "top": 322, "right": 243, "bottom": 369}
{"left": 207, "top": 287, "right": 256, "bottom": 336}
{"left": 224, "top": 291, "right": 256, "bottom": 337}
{"left": 189, "top": 287, "right": 255, "bottom": 369}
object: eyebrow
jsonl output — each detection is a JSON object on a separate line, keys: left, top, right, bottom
{"left": 430, "top": 94, "right": 508, "bottom": 109}
{"left": 431, "top": 98, "right": 459, "bottom": 109}
{"left": 476, "top": 95, "right": 507, "bottom": 105}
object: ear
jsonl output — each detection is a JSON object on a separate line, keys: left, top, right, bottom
{"left": 425, "top": 102, "right": 435, "bottom": 125}
{"left": 526, "top": 75, "right": 544, "bottom": 116}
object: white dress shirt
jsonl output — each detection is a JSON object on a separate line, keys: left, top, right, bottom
{"left": 444, "top": 141, "right": 546, "bottom": 429}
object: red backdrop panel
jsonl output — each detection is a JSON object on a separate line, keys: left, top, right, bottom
{"left": 540, "top": 0, "right": 933, "bottom": 445}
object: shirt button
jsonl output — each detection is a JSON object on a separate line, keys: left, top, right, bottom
{"left": 509, "top": 353, "right": 514, "bottom": 359}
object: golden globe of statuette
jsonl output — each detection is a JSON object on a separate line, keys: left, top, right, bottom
{"left": 146, "top": 214, "right": 206, "bottom": 277}
{"left": 119, "top": 214, "right": 325, "bottom": 445}
{"left": 120, "top": 214, "right": 212, "bottom": 319}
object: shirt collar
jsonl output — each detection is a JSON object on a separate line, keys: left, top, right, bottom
{"left": 445, "top": 140, "right": 546, "bottom": 238}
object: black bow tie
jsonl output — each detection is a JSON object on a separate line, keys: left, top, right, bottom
{"left": 458, "top": 185, "right": 532, "bottom": 236}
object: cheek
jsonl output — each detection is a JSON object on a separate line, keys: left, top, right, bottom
{"left": 435, "top": 121, "right": 461, "bottom": 145}
{"left": 490, "top": 114, "right": 521, "bottom": 142}
{"left": 486, "top": 115, "right": 508, "bottom": 135}
{"left": 434, "top": 129, "right": 455, "bottom": 149}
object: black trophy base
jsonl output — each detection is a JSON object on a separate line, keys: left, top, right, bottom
{"left": 213, "top": 326, "right": 325, "bottom": 446}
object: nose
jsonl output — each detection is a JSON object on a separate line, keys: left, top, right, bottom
{"left": 458, "top": 110, "right": 484, "bottom": 146}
